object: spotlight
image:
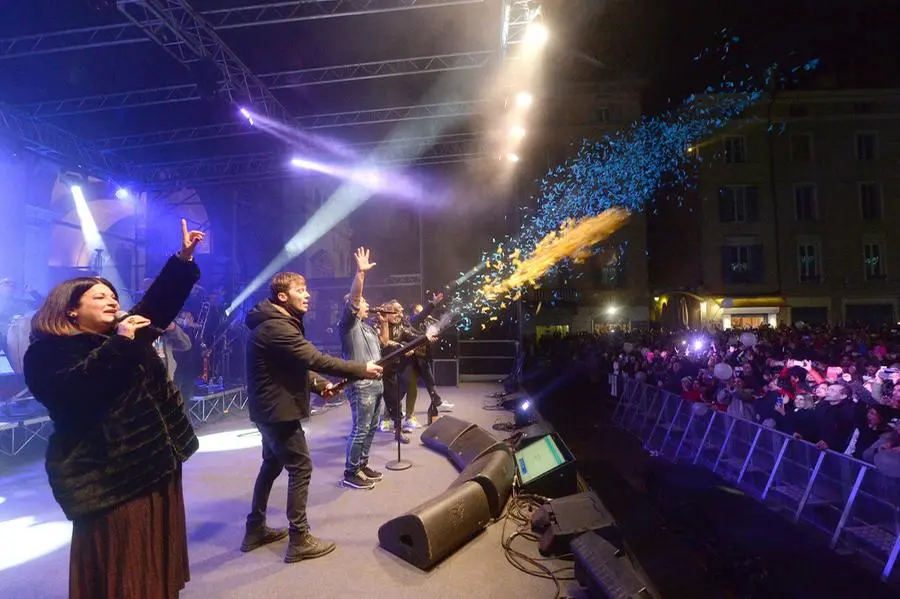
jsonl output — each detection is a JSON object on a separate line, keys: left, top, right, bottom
{"left": 291, "top": 157, "right": 313, "bottom": 169}
{"left": 515, "top": 399, "right": 535, "bottom": 428}
{"left": 506, "top": 152, "right": 520, "bottom": 163}
{"left": 516, "top": 92, "right": 533, "bottom": 108}
{"left": 239, "top": 107, "right": 254, "bottom": 126}
{"left": 524, "top": 22, "right": 549, "bottom": 46}
{"left": 510, "top": 125, "right": 526, "bottom": 139}
{"left": 606, "top": 306, "right": 618, "bottom": 315}
{"left": 115, "top": 188, "right": 129, "bottom": 200}
{"left": 692, "top": 339, "right": 704, "bottom": 351}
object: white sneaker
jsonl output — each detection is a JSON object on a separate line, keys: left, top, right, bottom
{"left": 402, "top": 416, "right": 422, "bottom": 431}
{"left": 437, "top": 402, "right": 454, "bottom": 412}
{"left": 379, "top": 419, "right": 395, "bottom": 432}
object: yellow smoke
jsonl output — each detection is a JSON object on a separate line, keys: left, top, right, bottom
{"left": 481, "top": 208, "right": 630, "bottom": 301}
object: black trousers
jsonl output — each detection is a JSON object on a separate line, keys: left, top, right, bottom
{"left": 247, "top": 420, "right": 314, "bottom": 533}
{"left": 382, "top": 369, "right": 402, "bottom": 422}
{"left": 412, "top": 357, "right": 438, "bottom": 395}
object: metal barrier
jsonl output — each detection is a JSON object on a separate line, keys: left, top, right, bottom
{"left": 457, "top": 340, "right": 518, "bottom": 382}
{"left": 611, "top": 378, "right": 900, "bottom": 583}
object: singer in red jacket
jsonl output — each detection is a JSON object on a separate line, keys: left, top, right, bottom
{"left": 23, "top": 220, "right": 204, "bottom": 599}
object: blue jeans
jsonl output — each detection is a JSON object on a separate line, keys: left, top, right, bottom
{"left": 345, "top": 386, "right": 383, "bottom": 477}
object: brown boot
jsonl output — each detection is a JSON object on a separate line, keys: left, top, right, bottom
{"left": 240, "top": 524, "right": 289, "bottom": 553}
{"left": 284, "top": 530, "right": 337, "bottom": 563}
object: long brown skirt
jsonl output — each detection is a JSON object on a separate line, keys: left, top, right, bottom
{"left": 69, "top": 468, "right": 190, "bottom": 599}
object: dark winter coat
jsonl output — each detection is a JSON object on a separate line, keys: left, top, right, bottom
{"left": 245, "top": 299, "right": 368, "bottom": 423}
{"left": 23, "top": 255, "right": 201, "bottom": 521}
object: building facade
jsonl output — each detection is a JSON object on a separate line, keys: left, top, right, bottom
{"left": 661, "top": 88, "right": 900, "bottom": 328}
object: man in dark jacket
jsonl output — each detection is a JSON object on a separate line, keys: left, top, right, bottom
{"left": 242, "top": 271, "right": 382, "bottom": 563}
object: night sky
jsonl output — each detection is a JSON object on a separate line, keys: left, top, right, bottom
{"left": 572, "top": 0, "right": 900, "bottom": 112}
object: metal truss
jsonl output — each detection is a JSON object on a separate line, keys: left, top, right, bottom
{"left": 134, "top": 133, "right": 491, "bottom": 188}
{"left": 95, "top": 100, "right": 487, "bottom": 151}
{"left": 502, "top": 0, "right": 541, "bottom": 48}
{"left": 116, "top": 0, "right": 296, "bottom": 125}
{"left": 0, "top": 101, "right": 133, "bottom": 180}
{"left": 0, "top": 0, "right": 485, "bottom": 60}
{"left": 19, "top": 51, "right": 494, "bottom": 118}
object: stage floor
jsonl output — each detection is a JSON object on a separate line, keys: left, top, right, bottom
{"left": 0, "top": 383, "right": 570, "bottom": 598}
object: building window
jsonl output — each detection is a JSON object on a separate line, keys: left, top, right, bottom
{"left": 797, "top": 243, "right": 820, "bottom": 283}
{"left": 794, "top": 184, "right": 817, "bottom": 220}
{"left": 718, "top": 185, "right": 759, "bottom": 222}
{"left": 856, "top": 132, "right": 877, "bottom": 160}
{"left": 859, "top": 182, "right": 882, "bottom": 220}
{"left": 722, "top": 242, "right": 764, "bottom": 284}
{"left": 596, "top": 105, "right": 610, "bottom": 123}
{"left": 724, "top": 136, "right": 746, "bottom": 163}
{"left": 790, "top": 134, "right": 812, "bottom": 162}
{"left": 594, "top": 246, "right": 626, "bottom": 287}
{"left": 864, "top": 242, "right": 886, "bottom": 280}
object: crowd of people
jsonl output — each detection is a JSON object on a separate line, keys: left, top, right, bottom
{"left": 527, "top": 325, "right": 900, "bottom": 477}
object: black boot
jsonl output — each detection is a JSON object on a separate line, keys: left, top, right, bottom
{"left": 240, "top": 523, "right": 289, "bottom": 553}
{"left": 284, "top": 530, "right": 337, "bottom": 563}
{"left": 427, "top": 391, "right": 441, "bottom": 425}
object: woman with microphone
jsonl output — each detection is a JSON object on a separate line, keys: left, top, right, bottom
{"left": 23, "top": 219, "right": 204, "bottom": 599}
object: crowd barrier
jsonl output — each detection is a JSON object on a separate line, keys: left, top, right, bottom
{"left": 610, "top": 377, "right": 900, "bottom": 582}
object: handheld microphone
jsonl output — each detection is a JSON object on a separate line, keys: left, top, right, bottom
{"left": 115, "top": 311, "right": 167, "bottom": 335}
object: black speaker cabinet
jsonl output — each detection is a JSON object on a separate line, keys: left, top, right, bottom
{"left": 420, "top": 416, "right": 476, "bottom": 457}
{"left": 450, "top": 447, "right": 515, "bottom": 518}
{"left": 378, "top": 480, "right": 492, "bottom": 570}
{"left": 515, "top": 433, "right": 578, "bottom": 499}
{"left": 433, "top": 359, "right": 458, "bottom": 386}
{"left": 447, "top": 425, "right": 506, "bottom": 470}
{"left": 531, "top": 491, "right": 617, "bottom": 556}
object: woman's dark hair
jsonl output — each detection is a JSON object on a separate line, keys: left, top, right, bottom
{"left": 31, "top": 277, "right": 118, "bottom": 339}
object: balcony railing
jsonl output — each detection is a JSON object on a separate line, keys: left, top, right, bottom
{"left": 610, "top": 377, "right": 900, "bottom": 583}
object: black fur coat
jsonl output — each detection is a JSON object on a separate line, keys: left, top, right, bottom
{"left": 23, "top": 255, "right": 201, "bottom": 521}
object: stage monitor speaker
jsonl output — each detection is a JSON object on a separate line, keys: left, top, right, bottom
{"left": 378, "top": 480, "right": 492, "bottom": 570}
{"left": 571, "top": 532, "right": 648, "bottom": 599}
{"left": 447, "top": 425, "right": 507, "bottom": 470}
{"left": 515, "top": 433, "right": 578, "bottom": 499}
{"left": 450, "top": 447, "right": 515, "bottom": 518}
{"left": 531, "top": 491, "right": 617, "bottom": 556}
{"left": 433, "top": 359, "right": 458, "bottom": 386}
{"left": 420, "top": 416, "right": 476, "bottom": 457}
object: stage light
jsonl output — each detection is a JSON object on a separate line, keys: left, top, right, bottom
{"left": 606, "top": 306, "right": 618, "bottom": 315}
{"left": 693, "top": 339, "right": 704, "bottom": 351}
{"left": 515, "top": 399, "right": 535, "bottom": 428}
{"left": 239, "top": 107, "right": 254, "bottom": 126}
{"left": 115, "top": 187, "right": 129, "bottom": 200}
{"left": 510, "top": 125, "right": 526, "bottom": 139}
{"left": 291, "top": 157, "right": 315, "bottom": 169}
{"left": 524, "top": 22, "right": 549, "bottom": 46}
{"left": 516, "top": 92, "right": 533, "bottom": 108}
{"left": 506, "top": 152, "right": 520, "bottom": 163}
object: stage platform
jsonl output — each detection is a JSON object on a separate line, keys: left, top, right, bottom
{"left": 0, "top": 383, "right": 573, "bottom": 599}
